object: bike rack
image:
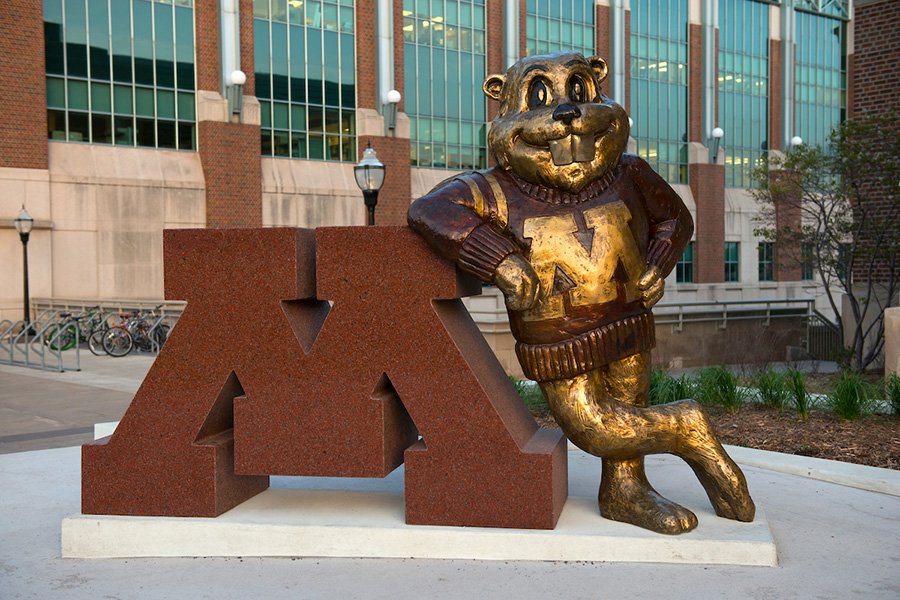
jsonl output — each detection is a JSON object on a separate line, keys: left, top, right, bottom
{"left": 0, "top": 319, "right": 81, "bottom": 373}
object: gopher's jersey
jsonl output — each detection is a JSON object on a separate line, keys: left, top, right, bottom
{"left": 408, "top": 155, "right": 693, "bottom": 380}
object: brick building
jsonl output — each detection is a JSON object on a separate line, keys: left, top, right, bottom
{"left": 0, "top": 0, "right": 867, "bottom": 328}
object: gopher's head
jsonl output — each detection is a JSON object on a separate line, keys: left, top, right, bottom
{"left": 485, "top": 52, "right": 629, "bottom": 194}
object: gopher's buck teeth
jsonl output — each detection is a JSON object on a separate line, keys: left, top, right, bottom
{"left": 548, "top": 134, "right": 596, "bottom": 166}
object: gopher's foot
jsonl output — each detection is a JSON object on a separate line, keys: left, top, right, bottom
{"left": 686, "top": 449, "right": 756, "bottom": 523}
{"left": 599, "top": 458, "right": 698, "bottom": 535}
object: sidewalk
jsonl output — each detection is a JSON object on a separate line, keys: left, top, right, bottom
{"left": 1, "top": 356, "right": 898, "bottom": 599}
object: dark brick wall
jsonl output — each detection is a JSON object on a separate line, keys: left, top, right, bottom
{"left": 690, "top": 163, "right": 725, "bottom": 283}
{"left": 196, "top": 0, "right": 262, "bottom": 228}
{"left": 852, "top": 0, "right": 900, "bottom": 118}
{"left": 769, "top": 39, "right": 782, "bottom": 151}
{"left": 354, "top": 1, "right": 411, "bottom": 226}
{"left": 486, "top": 0, "right": 504, "bottom": 122}
{"left": 1, "top": 0, "right": 48, "bottom": 169}
{"left": 688, "top": 24, "right": 703, "bottom": 142}
{"left": 851, "top": 0, "right": 900, "bottom": 284}
{"left": 199, "top": 122, "right": 263, "bottom": 227}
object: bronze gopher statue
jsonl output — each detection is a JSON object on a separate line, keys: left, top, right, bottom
{"left": 408, "top": 52, "right": 755, "bottom": 534}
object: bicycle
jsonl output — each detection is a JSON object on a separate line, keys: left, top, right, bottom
{"left": 44, "top": 306, "right": 103, "bottom": 352}
{"left": 101, "top": 305, "right": 169, "bottom": 357}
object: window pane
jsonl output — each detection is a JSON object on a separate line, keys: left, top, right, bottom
{"left": 177, "top": 92, "right": 195, "bottom": 121}
{"left": 114, "top": 85, "right": 133, "bottom": 114}
{"left": 68, "top": 80, "right": 89, "bottom": 111}
{"left": 91, "top": 82, "right": 111, "bottom": 113}
{"left": 65, "top": 0, "right": 88, "bottom": 78}
{"left": 136, "top": 117, "right": 155, "bottom": 146}
{"left": 133, "top": 0, "right": 154, "bottom": 86}
{"left": 92, "top": 113, "right": 113, "bottom": 143}
{"left": 48, "top": 109, "right": 67, "bottom": 139}
{"left": 45, "top": 0, "right": 66, "bottom": 75}
{"left": 157, "top": 90, "right": 175, "bottom": 119}
{"left": 115, "top": 116, "right": 134, "bottom": 145}
{"left": 47, "top": 77, "right": 66, "bottom": 109}
{"left": 88, "top": 0, "right": 111, "bottom": 80}
{"left": 68, "top": 111, "right": 89, "bottom": 141}
{"left": 135, "top": 87, "right": 155, "bottom": 117}
{"left": 157, "top": 120, "right": 177, "bottom": 148}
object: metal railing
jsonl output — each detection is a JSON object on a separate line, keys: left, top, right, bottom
{"left": 652, "top": 298, "right": 815, "bottom": 332}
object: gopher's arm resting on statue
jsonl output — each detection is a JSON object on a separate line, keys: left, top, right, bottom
{"left": 408, "top": 178, "right": 520, "bottom": 283}
{"left": 625, "top": 155, "right": 694, "bottom": 277}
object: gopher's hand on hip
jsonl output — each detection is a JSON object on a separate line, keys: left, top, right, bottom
{"left": 495, "top": 254, "right": 540, "bottom": 312}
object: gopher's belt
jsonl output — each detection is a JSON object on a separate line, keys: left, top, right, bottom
{"left": 515, "top": 313, "right": 655, "bottom": 382}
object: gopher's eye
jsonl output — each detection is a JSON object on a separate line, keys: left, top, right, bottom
{"left": 568, "top": 76, "right": 587, "bottom": 103}
{"left": 528, "top": 79, "right": 550, "bottom": 109}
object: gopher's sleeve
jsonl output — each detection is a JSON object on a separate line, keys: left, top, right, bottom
{"left": 408, "top": 176, "right": 519, "bottom": 282}
{"left": 624, "top": 156, "right": 694, "bottom": 277}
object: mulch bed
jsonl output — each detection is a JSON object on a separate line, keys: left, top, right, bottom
{"left": 532, "top": 405, "right": 899, "bottom": 470}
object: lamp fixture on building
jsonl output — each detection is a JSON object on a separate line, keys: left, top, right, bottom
{"left": 710, "top": 127, "right": 724, "bottom": 164}
{"left": 383, "top": 89, "right": 402, "bottom": 136}
{"left": 354, "top": 143, "right": 386, "bottom": 226}
{"left": 13, "top": 206, "right": 34, "bottom": 332}
{"left": 226, "top": 69, "right": 247, "bottom": 121}
{"left": 790, "top": 135, "right": 803, "bottom": 149}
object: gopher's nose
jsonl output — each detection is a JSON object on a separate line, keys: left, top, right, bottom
{"left": 552, "top": 103, "right": 582, "bottom": 125}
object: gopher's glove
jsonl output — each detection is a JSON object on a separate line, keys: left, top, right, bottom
{"left": 495, "top": 254, "right": 540, "bottom": 312}
{"left": 637, "top": 266, "right": 665, "bottom": 309}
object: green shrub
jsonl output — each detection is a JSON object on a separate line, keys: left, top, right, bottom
{"left": 510, "top": 377, "right": 549, "bottom": 413}
{"left": 827, "top": 370, "right": 876, "bottom": 420}
{"left": 786, "top": 369, "right": 811, "bottom": 420}
{"left": 696, "top": 366, "right": 746, "bottom": 412}
{"left": 649, "top": 369, "right": 697, "bottom": 405}
{"left": 753, "top": 368, "right": 790, "bottom": 409}
{"left": 887, "top": 374, "right": 900, "bottom": 417}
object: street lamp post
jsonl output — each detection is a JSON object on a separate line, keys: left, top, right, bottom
{"left": 13, "top": 206, "right": 34, "bottom": 332}
{"left": 354, "top": 144, "right": 386, "bottom": 226}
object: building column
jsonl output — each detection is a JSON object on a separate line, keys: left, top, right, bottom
{"left": 504, "top": 0, "right": 519, "bottom": 69}
{"left": 780, "top": 0, "right": 796, "bottom": 149}
{"left": 195, "top": 0, "right": 262, "bottom": 228}
{"left": 608, "top": 0, "right": 627, "bottom": 106}
{"left": 355, "top": 0, "right": 411, "bottom": 224}
{"left": 689, "top": 0, "right": 725, "bottom": 284}
{"left": 0, "top": 1, "right": 52, "bottom": 320}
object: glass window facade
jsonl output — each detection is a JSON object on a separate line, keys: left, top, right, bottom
{"left": 44, "top": 0, "right": 196, "bottom": 150}
{"left": 629, "top": 0, "right": 689, "bottom": 184}
{"left": 758, "top": 241, "right": 774, "bottom": 281}
{"left": 525, "top": 0, "right": 595, "bottom": 57}
{"left": 719, "top": 0, "right": 768, "bottom": 189}
{"left": 676, "top": 241, "right": 694, "bottom": 283}
{"left": 725, "top": 241, "right": 740, "bottom": 282}
{"left": 794, "top": 9, "right": 846, "bottom": 148}
{"left": 254, "top": 0, "right": 356, "bottom": 161}
{"left": 403, "top": 0, "right": 487, "bottom": 169}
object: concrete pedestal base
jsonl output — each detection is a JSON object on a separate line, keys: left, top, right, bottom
{"left": 64, "top": 452, "right": 777, "bottom": 566}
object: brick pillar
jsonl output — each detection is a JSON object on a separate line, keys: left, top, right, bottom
{"left": 518, "top": 0, "right": 526, "bottom": 58}
{"left": 690, "top": 163, "right": 725, "bottom": 283}
{"left": 596, "top": 3, "right": 611, "bottom": 60}
{"left": 195, "top": 0, "right": 262, "bottom": 228}
{"left": 688, "top": 23, "right": 703, "bottom": 143}
{"left": 769, "top": 39, "right": 782, "bottom": 151}
{"left": 355, "top": 0, "right": 411, "bottom": 225}
{"left": 0, "top": 1, "right": 48, "bottom": 169}
{"left": 487, "top": 0, "right": 504, "bottom": 121}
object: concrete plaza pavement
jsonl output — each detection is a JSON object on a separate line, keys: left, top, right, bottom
{"left": 1, "top": 351, "right": 899, "bottom": 598}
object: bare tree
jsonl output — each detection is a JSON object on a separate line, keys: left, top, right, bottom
{"left": 751, "top": 114, "right": 899, "bottom": 371}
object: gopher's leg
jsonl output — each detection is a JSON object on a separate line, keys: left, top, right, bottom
{"left": 539, "top": 353, "right": 754, "bottom": 530}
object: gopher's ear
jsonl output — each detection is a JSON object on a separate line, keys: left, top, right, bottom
{"left": 483, "top": 74, "right": 505, "bottom": 101}
{"left": 588, "top": 56, "right": 609, "bottom": 85}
